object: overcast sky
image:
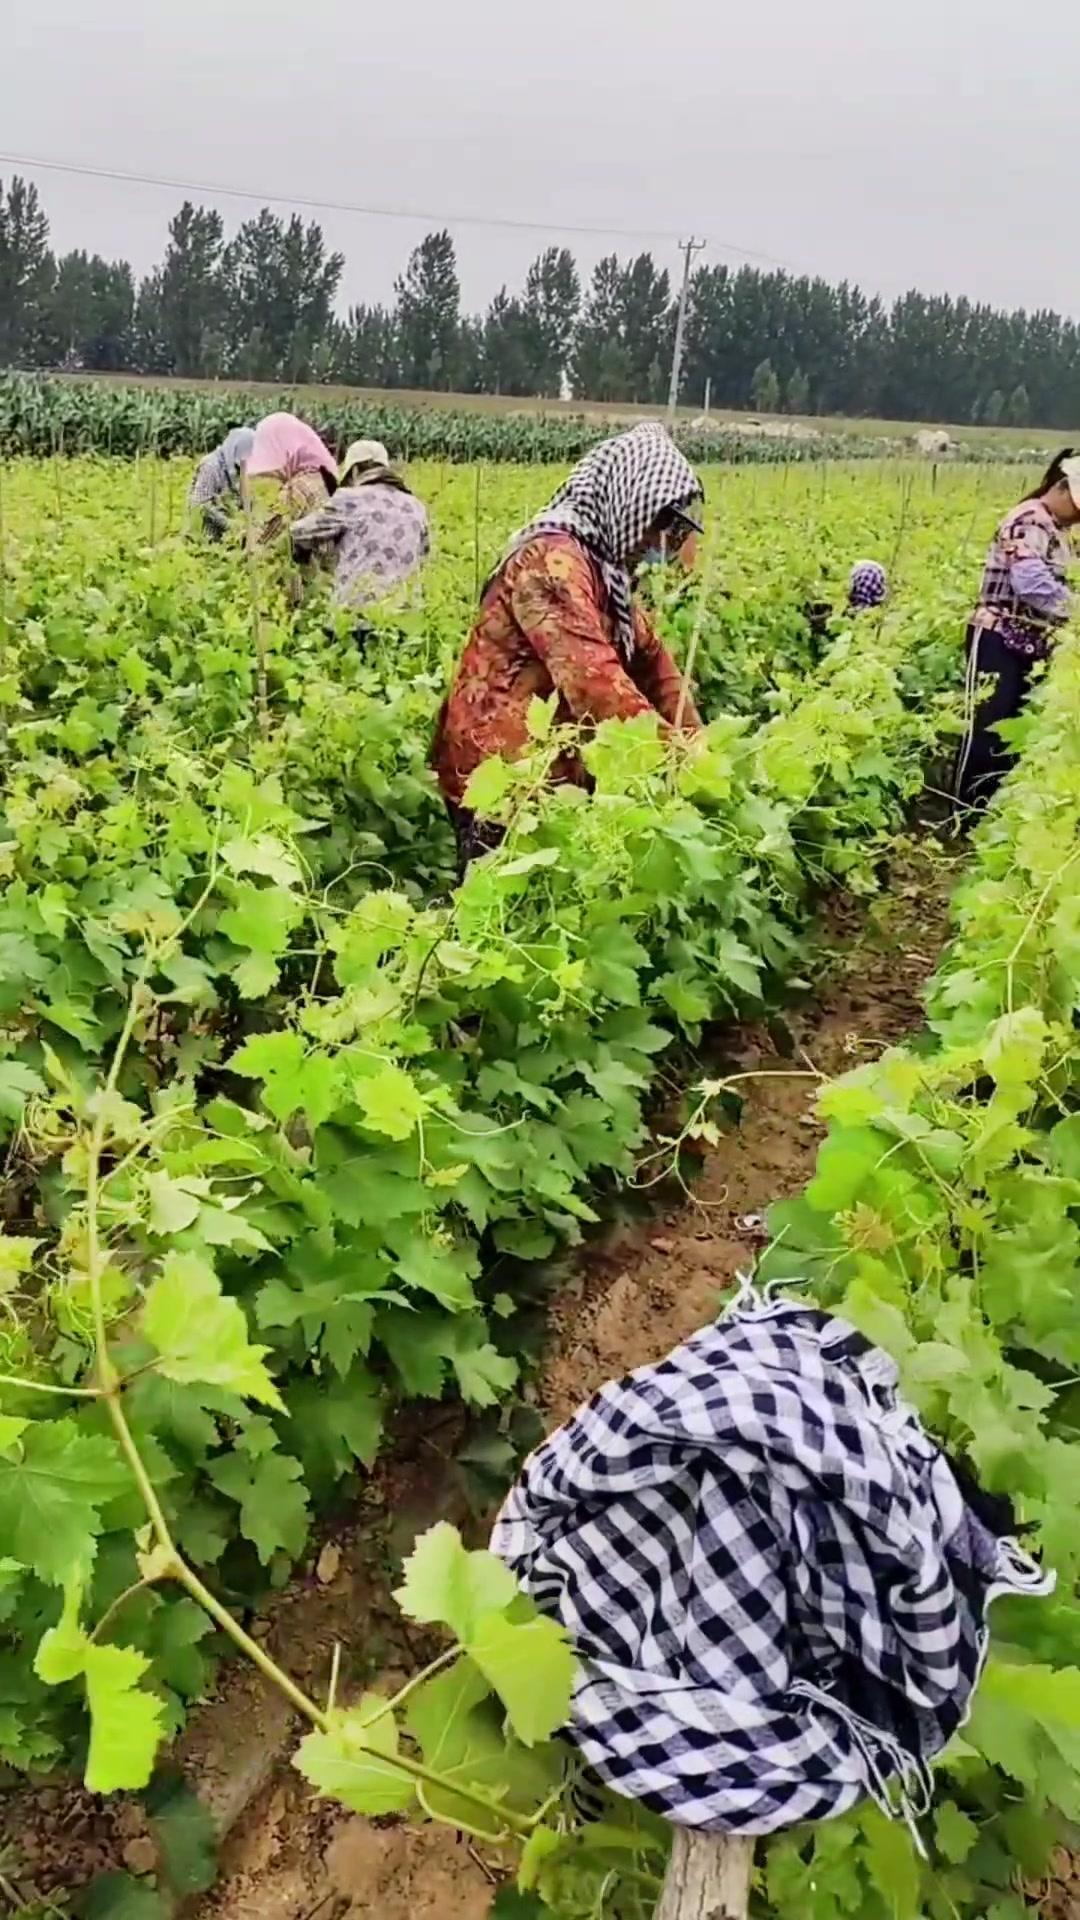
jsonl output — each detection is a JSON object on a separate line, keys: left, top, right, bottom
{"left": 3, "top": 0, "right": 1075, "bottom": 322}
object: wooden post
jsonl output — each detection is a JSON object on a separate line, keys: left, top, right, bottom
{"left": 655, "top": 1832, "right": 754, "bottom": 1920}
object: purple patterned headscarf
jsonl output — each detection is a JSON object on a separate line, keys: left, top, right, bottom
{"left": 848, "top": 561, "right": 888, "bottom": 611}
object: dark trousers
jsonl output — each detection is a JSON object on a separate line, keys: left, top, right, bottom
{"left": 445, "top": 803, "right": 505, "bottom": 878}
{"left": 952, "top": 624, "right": 1035, "bottom": 812}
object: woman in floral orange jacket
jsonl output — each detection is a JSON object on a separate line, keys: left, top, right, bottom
{"left": 433, "top": 422, "right": 705, "bottom": 869}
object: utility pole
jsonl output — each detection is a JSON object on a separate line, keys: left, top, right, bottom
{"left": 667, "top": 237, "right": 706, "bottom": 427}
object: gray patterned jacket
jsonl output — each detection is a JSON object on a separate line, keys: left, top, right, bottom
{"left": 290, "top": 483, "right": 430, "bottom": 612}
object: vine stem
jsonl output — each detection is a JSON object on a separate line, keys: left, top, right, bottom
{"left": 239, "top": 468, "right": 270, "bottom": 739}
{"left": 0, "top": 1373, "right": 102, "bottom": 1400}
{"left": 173, "top": 1559, "right": 327, "bottom": 1728}
{"left": 673, "top": 518, "right": 718, "bottom": 738}
{"left": 1003, "top": 845, "right": 1080, "bottom": 1016}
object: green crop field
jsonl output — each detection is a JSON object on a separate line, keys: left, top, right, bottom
{"left": 47, "top": 367, "right": 1077, "bottom": 452}
{"left": 0, "top": 450, "right": 1077, "bottom": 1920}
{"left": 0, "top": 371, "right": 1060, "bottom": 464}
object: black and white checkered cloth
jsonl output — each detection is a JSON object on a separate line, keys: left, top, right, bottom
{"left": 492, "top": 1290, "right": 1051, "bottom": 1837}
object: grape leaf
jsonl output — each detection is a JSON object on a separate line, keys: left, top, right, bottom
{"left": 466, "top": 1609, "right": 574, "bottom": 1746}
{"left": 353, "top": 1062, "right": 428, "bottom": 1141}
{"left": 0, "top": 1058, "right": 47, "bottom": 1125}
{"left": 859, "top": 1805, "right": 921, "bottom": 1919}
{"left": 0, "top": 1232, "right": 40, "bottom": 1292}
{"left": 285, "top": 1367, "right": 385, "bottom": 1488}
{"left": 229, "top": 1032, "right": 340, "bottom": 1125}
{"left": 144, "top": 1597, "right": 215, "bottom": 1699}
{"left": 462, "top": 757, "right": 514, "bottom": 816}
{"left": 934, "top": 1801, "right": 978, "bottom": 1864}
{"left": 331, "top": 889, "right": 414, "bottom": 983}
{"left": 0, "top": 1419, "right": 128, "bottom": 1585}
{"left": 493, "top": 1888, "right": 547, "bottom": 1918}
{"left": 79, "top": 1873, "right": 169, "bottom": 1920}
{"left": 36, "top": 1600, "right": 166, "bottom": 1792}
{"left": 806, "top": 1126, "right": 889, "bottom": 1213}
{"left": 394, "top": 1523, "right": 518, "bottom": 1641}
{"left": 208, "top": 1449, "right": 310, "bottom": 1564}
{"left": 446, "top": 1323, "right": 519, "bottom": 1408}
{"left": 145, "top": 1172, "right": 202, "bottom": 1236}
{"left": 219, "top": 881, "right": 304, "bottom": 957}
{"left": 405, "top": 1655, "right": 491, "bottom": 1764}
{"left": 392, "top": 1229, "right": 479, "bottom": 1312}
{"left": 221, "top": 832, "right": 303, "bottom": 889}
{"left": 976, "top": 1660, "right": 1080, "bottom": 1774}
{"left": 145, "top": 1767, "right": 219, "bottom": 1896}
{"left": 142, "top": 1251, "right": 283, "bottom": 1410}
{"left": 294, "top": 1695, "right": 415, "bottom": 1815}
{"left": 374, "top": 1307, "right": 450, "bottom": 1397}
{"left": 982, "top": 1007, "right": 1048, "bottom": 1090}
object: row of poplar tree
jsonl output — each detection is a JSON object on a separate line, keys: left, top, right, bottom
{"left": 0, "top": 176, "right": 1076, "bottom": 427}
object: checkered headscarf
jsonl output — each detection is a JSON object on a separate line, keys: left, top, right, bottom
{"left": 848, "top": 560, "right": 889, "bottom": 610}
{"left": 504, "top": 422, "right": 702, "bottom": 658}
{"left": 492, "top": 1291, "right": 1051, "bottom": 1839}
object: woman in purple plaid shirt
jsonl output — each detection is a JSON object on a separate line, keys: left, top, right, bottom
{"left": 953, "top": 449, "right": 1080, "bottom": 810}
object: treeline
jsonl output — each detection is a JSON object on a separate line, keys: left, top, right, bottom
{"left": 2, "top": 175, "right": 1078, "bottom": 427}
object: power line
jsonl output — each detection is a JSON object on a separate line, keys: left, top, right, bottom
{"left": 0, "top": 149, "right": 798, "bottom": 272}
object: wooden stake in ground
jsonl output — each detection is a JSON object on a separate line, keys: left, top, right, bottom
{"left": 655, "top": 1831, "right": 754, "bottom": 1920}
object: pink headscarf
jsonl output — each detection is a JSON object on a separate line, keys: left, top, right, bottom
{"left": 247, "top": 412, "right": 337, "bottom": 484}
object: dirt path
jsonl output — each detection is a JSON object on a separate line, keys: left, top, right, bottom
{"left": 5, "top": 842, "right": 962, "bottom": 1920}
{"left": 541, "top": 845, "right": 953, "bottom": 1425}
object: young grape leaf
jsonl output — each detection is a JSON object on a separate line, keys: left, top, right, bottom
{"left": 294, "top": 1696, "right": 415, "bottom": 1815}
{"left": 82, "top": 1643, "right": 168, "bottom": 1794}
{"left": 981, "top": 1007, "right": 1048, "bottom": 1091}
{"left": 466, "top": 1609, "right": 575, "bottom": 1747}
{"left": 145, "top": 1171, "right": 203, "bottom": 1236}
{"left": 0, "top": 1419, "right": 129, "bottom": 1585}
{"left": 142, "top": 1251, "right": 283, "bottom": 1410}
{"left": 36, "top": 1600, "right": 166, "bottom": 1792}
{"left": 517, "top": 1825, "right": 563, "bottom": 1892}
{"left": 394, "top": 1523, "right": 518, "bottom": 1642}
{"left": 407, "top": 1659, "right": 556, "bottom": 1830}
{"left": 330, "top": 889, "right": 414, "bottom": 983}
{"left": 462, "top": 757, "right": 514, "bottom": 817}
{"left": 353, "top": 1062, "right": 428, "bottom": 1141}
{"left": 858, "top": 1804, "right": 921, "bottom": 1919}
{"left": 405, "top": 1655, "right": 490, "bottom": 1765}
{"left": 221, "top": 831, "right": 303, "bottom": 889}
{"left": 0, "top": 1232, "right": 41, "bottom": 1292}
{"left": 976, "top": 1660, "right": 1080, "bottom": 1774}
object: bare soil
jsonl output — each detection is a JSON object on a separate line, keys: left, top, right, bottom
{"left": 20, "top": 837, "right": 1061, "bottom": 1920}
